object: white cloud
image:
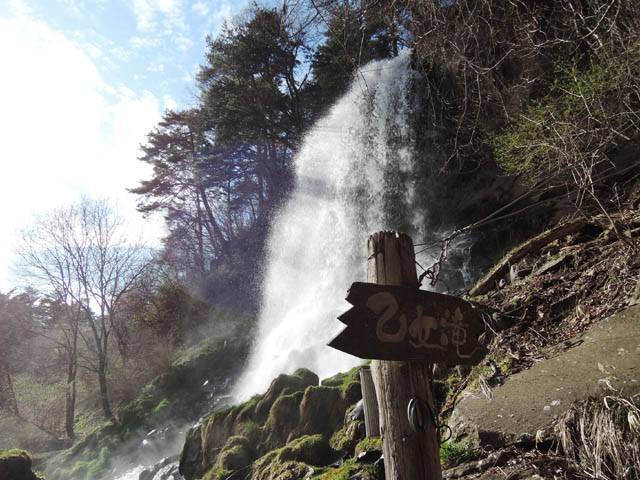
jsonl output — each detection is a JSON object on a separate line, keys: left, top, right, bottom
{"left": 192, "top": 1, "right": 209, "bottom": 16}
{"left": 0, "top": 14, "right": 165, "bottom": 291}
{"left": 84, "top": 42, "right": 102, "bottom": 59}
{"left": 175, "top": 33, "right": 193, "bottom": 52}
{"left": 212, "top": 1, "right": 234, "bottom": 27}
{"left": 130, "top": 35, "right": 161, "bottom": 50}
{"left": 8, "top": 0, "right": 33, "bottom": 16}
{"left": 118, "top": 85, "right": 138, "bottom": 97}
{"left": 130, "top": 0, "right": 187, "bottom": 34}
{"left": 163, "top": 95, "right": 177, "bottom": 111}
{"left": 55, "top": 0, "right": 82, "bottom": 16}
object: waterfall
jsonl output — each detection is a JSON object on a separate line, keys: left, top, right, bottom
{"left": 234, "top": 51, "right": 438, "bottom": 399}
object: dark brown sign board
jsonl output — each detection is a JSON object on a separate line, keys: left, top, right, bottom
{"left": 328, "top": 282, "right": 487, "bottom": 365}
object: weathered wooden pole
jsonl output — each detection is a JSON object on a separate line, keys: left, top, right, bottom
{"left": 368, "top": 231, "right": 441, "bottom": 480}
{"left": 359, "top": 366, "right": 380, "bottom": 437}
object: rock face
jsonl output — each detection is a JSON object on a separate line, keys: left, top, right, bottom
{"left": 139, "top": 455, "right": 181, "bottom": 480}
{"left": 179, "top": 367, "right": 362, "bottom": 480}
{"left": 0, "top": 449, "right": 42, "bottom": 480}
{"left": 450, "top": 305, "right": 640, "bottom": 448}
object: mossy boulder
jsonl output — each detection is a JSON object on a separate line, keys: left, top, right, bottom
{"left": 185, "top": 368, "right": 364, "bottom": 480}
{"left": 234, "top": 394, "right": 263, "bottom": 425}
{"left": 253, "top": 369, "right": 319, "bottom": 423}
{"left": 277, "top": 435, "right": 334, "bottom": 466}
{"left": 0, "top": 449, "right": 42, "bottom": 480}
{"left": 329, "top": 427, "right": 352, "bottom": 454}
{"left": 342, "top": 381, "right": 362, "bottom": 406}
{"left": 261, "top": 391, "right": 304, "bottom": 451}
{"left": 201, "top": 407, "right": 239, "bottom": 472}
{"left": 292, "top": 368, "right": 319, "bottom": 387}
{"left": 215, "top": 436, "right": 253, "bottom": 472}
{"left": 354, "top": 437, "right": 382, "bottom": 457}
{"left": 297, "top": 386, "right": 348, "bottom": 439}
{"left": 178, "top": 425, "right": 203, "bottom": 480}
{"left": 252, "top": 435, "right": 334, "bottom": 480}
{"left": 321, "top": 366, "right": 360, "bottom": 390}
{"left": 252, "top": 459, "right": 310, "bottom": 480}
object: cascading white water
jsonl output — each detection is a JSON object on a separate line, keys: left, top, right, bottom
{"left": 234, "top": 51, "right": 436, "bottom": 399}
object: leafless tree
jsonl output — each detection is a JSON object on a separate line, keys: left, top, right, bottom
{"left": 15, "top": 197, "right": 151, "bottom": 423}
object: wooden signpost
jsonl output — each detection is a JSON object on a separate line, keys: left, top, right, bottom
{"left": 328, "top": 231, "right": 486, "bottom": 480}
{"left": 329, "top": 282, "right": 486, "bottom": 364}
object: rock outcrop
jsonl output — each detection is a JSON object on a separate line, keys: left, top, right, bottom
{"left": 179, "top": 367, "right": 364, "bottom": 480}
{"left": 0, "top": 449, "right": 43, "bottom": 480}
{"left": 450, "top": 305, "right": 640, "bottom": 449}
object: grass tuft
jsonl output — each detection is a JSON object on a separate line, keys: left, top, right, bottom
{"left": 556, "top": 395, "right": 640, "bottom": 479}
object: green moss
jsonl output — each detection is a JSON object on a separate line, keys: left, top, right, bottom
{"left": 213, "top": 436, "right": 253, "bottom": 472}
{"left": 321, "top": 366, "right": 361, "bottom": 392}
{"left": 174, "top": 338, "right": 225, "bottom": 367}
{"left": 254, "top": 434, "right": 335, "bottom": 477}
{"left": 119, "top": 392, "right": 155, "bottom": 436}
{"left": 237, "top": 394, "right": 263, "bottom": 420}
{"left": 341, "top": 381, "right": 362, "bottom": 404}
{"left": 354, "top": 437, "right": 381, "bottom": 457}
{"left": 0, "top": 448, "right": 30, "bottom": 461}
{"left": 267, "top": 391, "right": 303, "bottom": 426}
{"left": 0, "top": 448, "right": 35, "bottom": 479}
{"left": 87, "top": 446, "right": 111, "bottom": 478}
{"left": 310, "top": 458, "right": 361, "bottom": 479}
{"left": 238, "top": 419, "right": 261, "bottom": 444}
{"left": 58, "top": 445, "right": 112, "bottom": 480}
{"left": 202, "top": 467, "right": 231, "bottom": 480}
{"left": 65, "top": 460, "right": 90, "bottom": 478}
{"left": 293, "top": 368, "right": 319, "bottom": 386}
{"left": 278, "top": 435, "right": 331, "bottom": 465}
{"left": 254, "top": 460, "right": 310, "bottom": 480}
{"left": 203, "top": 404, "right": 235, "bottom": 432}
{"left": 329, "top": 428, "right": 351, "bottom": 452}
{"left": 152, "top": 397, "right": 170, "bottom": 415}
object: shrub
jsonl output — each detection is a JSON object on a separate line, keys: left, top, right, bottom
{"left": 494, "top": 43, "right": 640, "bottom": 205}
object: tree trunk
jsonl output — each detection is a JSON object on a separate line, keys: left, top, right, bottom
{"left": 98, "top": 355, "right": 113, "bottom": 421}
{"left": 198, "top": 185, "right": 226, "bottom": 249}
{"left": 65, "top": 379, "right": 76, "bottom": 439}
{"left": 65, "top": 348, "right": 77, "bottom": 439}
{"left": 5, "top": 373, "right": 20, "bottom": 418}
{"left": 367, "top": 231, "right": 441, "bottom": 480}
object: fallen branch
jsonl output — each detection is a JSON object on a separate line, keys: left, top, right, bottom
{"left": 468, "top": 220, "right": 588, "bottom": 297}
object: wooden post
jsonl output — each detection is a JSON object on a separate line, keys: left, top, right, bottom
{"left": 368, "top": 231, "right": 441, "bottom": 480}
{"left": 359, "top": 366, "right": 380, "bottom": 437}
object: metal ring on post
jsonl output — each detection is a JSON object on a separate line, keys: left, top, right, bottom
{"left": 407, "top": 396, "right": 452, "bottom": 444}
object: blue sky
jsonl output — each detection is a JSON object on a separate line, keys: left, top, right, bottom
{"left": 0, "top": 0, "right": 252, "bottom": 291}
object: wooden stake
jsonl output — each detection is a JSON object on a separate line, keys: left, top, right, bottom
{"left": 359, "top": 366, "right": 380, "bottom": 437}
{"left": 368, "top": 231, "right": 442, "bottom": 480}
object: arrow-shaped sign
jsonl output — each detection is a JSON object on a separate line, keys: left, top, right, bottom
{"left": 329, "top": 282, "right": 487, "bottom": 365}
